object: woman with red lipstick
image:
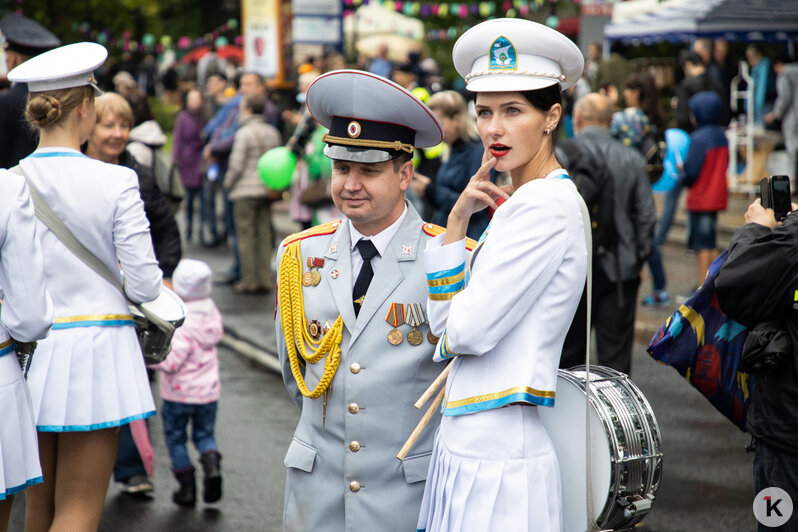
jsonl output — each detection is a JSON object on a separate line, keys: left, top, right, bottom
{"left": 417, "top": 19, "right": 588, "bottom": 531}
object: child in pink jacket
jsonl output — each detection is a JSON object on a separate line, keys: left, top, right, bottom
{"left": 151, "top": 259, "right": 224, "bottom": 507}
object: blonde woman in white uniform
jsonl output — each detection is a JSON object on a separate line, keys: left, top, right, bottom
{"left": 8, "top": 43, "right": 162, "bottom": 531}
{"left": 417, "top": 20, "right": 587, "bottom": 532}
{"left": 0, "top": 172, "right": 53, "bottom": 531}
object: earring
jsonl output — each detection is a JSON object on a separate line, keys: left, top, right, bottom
{"left": 545, "top": 128, "right": 550, "bottom": 135}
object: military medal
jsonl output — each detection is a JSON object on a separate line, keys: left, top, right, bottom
{"left": 385, "top": 303, "right": 405, "bottom": 345}
{"left": 308, "top": 320, "right": 321, "bottom": 340}
{"left": 310, "top": 257, "right": 324, "bottom": 286}
{"left": 427, "top": 331, "right": 439, "bottom": 344}
{"left": 304, "top": 257, "right": 325, "bottom": 287}
{"left": 322, "top": 320, "right": 331, "bottom": 336}
{"left": 406, "top": 303, "right": 425, "bottom": 346}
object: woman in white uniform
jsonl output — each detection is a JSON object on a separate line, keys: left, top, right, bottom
{"left": 0, "top": 173, "right": 53, "bottom": 531}
{"left": 7, "top": 43, "right": 162, "bottom": 531}
{"left": 417, "top": 20, "right": 587, "bottom": 532}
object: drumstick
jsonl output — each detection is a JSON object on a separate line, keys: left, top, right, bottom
{"left": 397, "top": 386, "right": 445, "bottom": 460}
{"left": 414, "top": 362, "right": 452, "bottom": 410}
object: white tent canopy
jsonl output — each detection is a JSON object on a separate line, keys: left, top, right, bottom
{"left": 605, "top": 0, "right": 798, "bottom": 43}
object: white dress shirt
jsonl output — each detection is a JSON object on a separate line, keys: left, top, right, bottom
{"left": 347, "top": 204, "right": 408, "bottom": 288}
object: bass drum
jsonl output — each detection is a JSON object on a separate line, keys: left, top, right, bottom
{"left": 539, "top": 366, "right": 663, "bottom": 532}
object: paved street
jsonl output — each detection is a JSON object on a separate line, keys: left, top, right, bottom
{"left": 8, "top": 195, "right": 766, "bottom": 531}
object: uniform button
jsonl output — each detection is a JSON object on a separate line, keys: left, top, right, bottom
{"left": 349, "top": 441, "right": 361, "bottom": 452}
{"left": 348, "top": 403, "right": 359, "bottom": 414}
{"left": 350, "top": 362, "right": 361, "bottom": 374}
{"left": 349, "top": 480, "right": 361, "bottom": 492}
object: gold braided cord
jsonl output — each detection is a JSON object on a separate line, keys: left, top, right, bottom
{"left": 279, "top": 240, "right": 344, "bottom": 399}
{"left": 321, "top": 134, "right": 414, "bottom": 154}
{"left": 464, "top": 70, "right": 566, "bottom": 84}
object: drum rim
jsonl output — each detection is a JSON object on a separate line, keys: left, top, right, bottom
{"left": 557, "top": 366, "right": 664, "bottom": 527}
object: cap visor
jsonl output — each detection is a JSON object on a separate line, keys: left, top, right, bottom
{"left": 324, "top": 144, "right": 395, "bottom": 164}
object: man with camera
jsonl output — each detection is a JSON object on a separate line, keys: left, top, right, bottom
{"left": 716, "top": 183, "right": 798, "bottom": 531}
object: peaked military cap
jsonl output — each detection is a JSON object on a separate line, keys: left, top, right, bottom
{"left": 306, "top": 69, "right": 443, "bottom": 164}
{"left": 0, "top": 14, "right": 60, "bottom": 57}
{"left": 8, "top": 42, "right": 107, "bottom": 95}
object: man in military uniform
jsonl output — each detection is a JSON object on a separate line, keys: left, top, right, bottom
{"left": 275, "top": 70, "right": 461, "bottom": 531}
{"left": 0, "top": 14, "right": 60, "bottom": 168}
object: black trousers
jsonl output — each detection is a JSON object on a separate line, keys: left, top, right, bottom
{"left": 560, "top": 268, "right": 641, "bottom": 375}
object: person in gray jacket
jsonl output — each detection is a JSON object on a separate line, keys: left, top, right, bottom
{"left": 275, "top": 70, "right": 446, "bottom": 532}
{"left": 223, "top": 93, "right": 282, "bottom": 294}
{"left": 561, "top": 92, "right": 656, "bottom": 375}
{"left": 765, "top": 56, "right": 798, "bottom": 181}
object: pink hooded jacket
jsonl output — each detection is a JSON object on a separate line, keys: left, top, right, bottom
{"left": 151, "top": 298, "right": 224, "bottom": 404}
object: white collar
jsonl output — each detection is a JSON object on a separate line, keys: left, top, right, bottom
{"left": 349, "top": 203, "right": 408, "bottom": 256}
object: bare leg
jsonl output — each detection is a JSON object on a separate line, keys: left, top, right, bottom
{"left": 696, "top": 249, "right": 720, "bottom": 286}
{"left": 50, "top": 429, "right": 120, "bottom": 532}
{"left": 0, "top": 496, "right": 13, "bottom": 532}
{"left": 25, "top": 432, "right": 57, "bottom": 532}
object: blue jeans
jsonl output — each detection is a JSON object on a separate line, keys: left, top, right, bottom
{"left": 161, "top": 400, "right": 219, "bottom": 471}
{"left": 646, "top": 183, "right": 683, "bottom": 292}
{"left": 754, "top": 441, "right": 798, "bottom": 531}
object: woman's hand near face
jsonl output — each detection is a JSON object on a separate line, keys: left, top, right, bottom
{"left": 444, "top": 152, "right": 510, "bottom": 244}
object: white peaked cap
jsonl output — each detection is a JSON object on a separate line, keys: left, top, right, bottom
{"left": 453, "top": 18, "right": 584, "bottom": 93}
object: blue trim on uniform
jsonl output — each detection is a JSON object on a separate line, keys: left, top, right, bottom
{"left": 438, "top": 332, "right": 457, "bottom": 360}
{"left": 443, "top": 393, "right": 555, "bottom": 416}
{"left": 0, "top": 476, "right": 44, "bottom": 500}
{"left": 428, "top": 281, "right": 465, "bottom": 294}
{"left": 426, "top": 263, "right": 465, "bottom": 280}
{"left": 37, "top": 410, "right": 156, "bottom": 432}
{"left": 0, "top": 343, "right": 16, "bottom": 357}
{"left": 28, "top": 151, "right": 88, "bottom": 159}
{"left": 52, "top": 320, "right": 135, "bottom": 330}
{"left": 552, "top": 173, "right": 570, "bottom": 180}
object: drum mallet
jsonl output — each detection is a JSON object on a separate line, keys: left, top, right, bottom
{"left": 397, "top": 387, "right": 445, "bottom": 460}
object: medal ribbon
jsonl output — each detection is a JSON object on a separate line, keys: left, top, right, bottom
{"left": 406, "top": 303, "right": 426, "bottom": 328}
{"left": 385, "top": 303, "right": 405, "bottom": 328}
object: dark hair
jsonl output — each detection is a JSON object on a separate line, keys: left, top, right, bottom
{"left": 625, "top": 71, "right": 665, "bottom": 130}
{"left": 682, "top": 51, "right": 705, "bottom": 68}
{"left": 244, "top": 92, "right": 266, "bottom": 115}
{"left": 124, "top": 90, "right": 154, "bottom": 126}
{"left": 392, "top": 151, "right": 413, "bottom": 172}
{"left": 520, "top": 84, "right": 563, "bottom": 144}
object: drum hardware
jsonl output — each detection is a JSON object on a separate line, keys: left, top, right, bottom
{"left": 129, "top": 286, "right": 186, "bottom": 365}
{"left": 539, "top": 365, "right": 663, "bottom": 532}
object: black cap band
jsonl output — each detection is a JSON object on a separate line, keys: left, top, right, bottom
{"left": 328, "top": 116, "right": 416, "bottom": 148}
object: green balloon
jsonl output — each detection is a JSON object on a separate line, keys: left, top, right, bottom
{"left": 258, "top": 147, "right": 296, "bottom": 190}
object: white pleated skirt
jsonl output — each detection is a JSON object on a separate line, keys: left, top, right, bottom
{"left": 417, "top": 405, "right": 563, "bottom": 532}
{"left": 0, "top": 353, "right": 42, "bottom": 500}
{"left": 26, "top": 325, "right": 155, "bottom": 431}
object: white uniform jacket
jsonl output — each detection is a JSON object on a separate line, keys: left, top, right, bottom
{"left": 276, "top": 204, "right": 449, "bottom": 532}
{"left": 19, "top": 148, "right": 162, "bottom": 431}
{"left": 0, "top": 171, "right": 52, "bottom": 347}
{"left": 424, "top": 172, "right": 587, "bottom": 416}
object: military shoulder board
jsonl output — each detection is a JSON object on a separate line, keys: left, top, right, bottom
{"left": 283, "top": 220, "right": 342, "bottom": 247}
{"left": 421, "top": 223, "right": 477, "bottom": 251}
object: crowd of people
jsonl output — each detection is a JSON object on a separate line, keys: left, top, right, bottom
{"left": 0, "top": 8, "right": 797, "bottom": 532}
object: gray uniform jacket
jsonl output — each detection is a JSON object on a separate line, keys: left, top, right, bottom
{"left": 577, "top": 126, "right": 657, "bottom": 281}
{"left": 276, "top": 204, "right": 443, "bottom": 532}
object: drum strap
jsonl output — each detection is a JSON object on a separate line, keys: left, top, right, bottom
{"left": 576, "top": 190, "right": 599, "bottom": 532}
{"left": 8, "top": 166, "right": 175, "bottom": 339}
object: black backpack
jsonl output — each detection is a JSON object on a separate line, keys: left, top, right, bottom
{"left": 557, "top": 137, "right": 618, "bottom": 258}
